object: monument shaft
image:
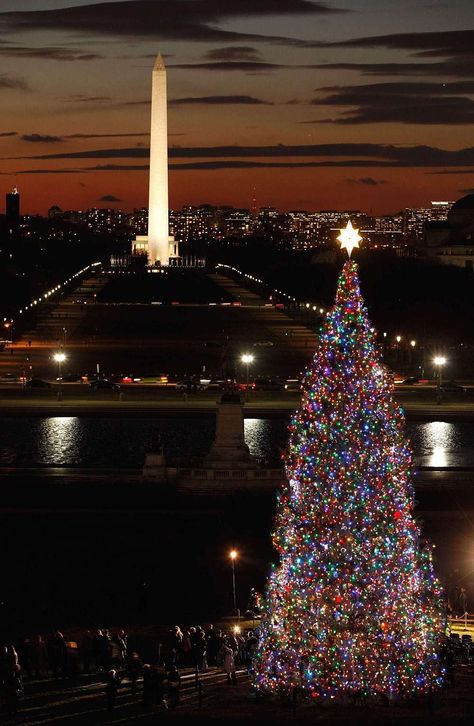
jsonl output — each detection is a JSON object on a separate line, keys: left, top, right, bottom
{"left": 148, "top": 55, "right": 169, "bottom": 265}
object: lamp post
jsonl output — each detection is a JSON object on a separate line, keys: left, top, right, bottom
{"left": 241, "top": 353, "right": 254, "bottom": 400}
{"left": 54, "top": 352, "right": 66, "bottom": 400}
{"left": 433, "top": 355, "right": 446, "bottom": 405}
{"left": 4, "top": 321, "right": 13, "bottom": 345}
{"left": 229, "top": 549, "right": 238, "bottom": 617}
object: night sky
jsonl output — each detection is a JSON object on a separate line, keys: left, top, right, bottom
{"left": 0, "top": 0, "right": 473, "bottom": 214}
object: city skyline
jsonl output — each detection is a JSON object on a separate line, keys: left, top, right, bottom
{"left": 0, "top": 0, "right": 473, "bottom": 214}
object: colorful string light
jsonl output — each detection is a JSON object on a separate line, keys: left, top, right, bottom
{"left": 253, "top": 261, "right": 445, "bottom": 700}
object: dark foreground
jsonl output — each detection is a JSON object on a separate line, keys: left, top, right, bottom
{"left": 1, "top": 470, "right": 474, "bottom": 632}
{"left": 5, "top": 665, "right": 474, "bottom": 725}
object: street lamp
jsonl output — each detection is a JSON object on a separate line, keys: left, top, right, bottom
{"left": 229, "top": 549, "right": 238, "bottom": 617}
{"left": 3, "top": 321, "right": 13, "bottom": 345}
{"left": 54, "top": 352, "right": 66, "bottom": 400}
{"left": 241, "top": 353, "right": 254, "bottom": 399}
{"left": 410, "top": 340, "right": 416, "bottom": 348}
{"left": 433, "top": 355, "right": 446, "bottom": 405}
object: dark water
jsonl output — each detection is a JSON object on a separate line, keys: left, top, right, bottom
{"left": 0, "top": 417, "right": 474, "bottom": 468}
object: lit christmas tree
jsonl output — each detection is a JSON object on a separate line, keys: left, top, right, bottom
{"left": 254, "top": 223, "right": 445, "bottom": 700}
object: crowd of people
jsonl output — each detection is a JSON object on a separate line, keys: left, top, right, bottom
{"left": 0, "top": 623, "right": 261, "bottom": 716}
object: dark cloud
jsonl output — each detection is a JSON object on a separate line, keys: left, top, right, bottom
{"left": 0, "top": 1, "right": 348, "bottom": 46}
{"left": 65, "top": 132, "right": 149, "bottom": 139}
{"left": 14, "top": 143, "right": 474, "bottom": 168}
{"left": 166, "top": 161, "right": 387, "bottom": 171}
{"left": 0, "top": 46, "right": 102, "bottom": 61}
{"left": 169, "top": 95, "right": 272, "bottom": 106}
{"left": 169, "top": 61, "right": 288, "bottom": 72}
{"left": 22, "top": 133, "right": 63, "bottom": 143}
{"left": 316, "top": 81, "right": 474, "bottom": 96}
{"left": 312, "top": 61, "right": 474, "bottom": 78}
{"left": 314, "top": 29, "right": 474, "bottom": 80}
{"left": 15, "top": 165, "right": 149, "bottom": 174}
{"left": 98, "top": 194, "right": 121, "bottom": 202}
{"left": 21, "top": 147, "right": 150, "bottom": 160}
{"left": 88, "top": 164, "right": 149, "bottom": 171}
{"left": 16, "top": 168, "right": 85, "bottom": 174}
{"left": 0, "top": 74, "right": 27, "bottom": 91}
{"left": 62, "top": 94, "right": 114, "bottom": 103}
{"left": 120, "top": 100, "right": 150, "bottom": 106}
{"left": 346, "top": 177, "right": 387, "bottom": 186}
{"left": 330, "top": 29, "right": 474, "bottom": 58}
{"left": 431, "top": 169, "right": 474, "bottom": 174}
{"left": 460, "top": 188, "right": 474, "bottom": 194}
{"left": 0, "top": 131, "right": 16, "bottom": 137}
{"left": 309, "top": 81, "right": 474, "bottom": 124}
{"left": 202, "top": 46, "right": 262, "bottom": 61}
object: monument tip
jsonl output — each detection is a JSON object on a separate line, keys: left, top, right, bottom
{"left": 154, "top": 53, "right": 165, "bottom": 71}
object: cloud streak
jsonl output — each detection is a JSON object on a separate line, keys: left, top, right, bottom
{"left": 308, "top": 81, "right": 474, "bottom": 124}
{"left": 0, "top": 1, "right": 348, "bottom": 46}
{"left": 313, "top": 29, "right": 474, "bottom": 80}
{"left": 22, "top": 133, "right": 63, "bottom": 143}
{"left": 346, "top": 177, "right": 387, "bottom": 186}
{"left": 0, "top": 74, "right": 28, "bottom": 91}
{"left": 0, "top": 45, "right": 102, "bottom": 61}
{"left": 202, "top": 46, "right": 263, "bottom": 61}
{"left": 10, "top": 142, "right": 474, "bottom": 169}
{"left": 98, "top": 194, "right": 122, "bottom": 202}
{"left": 169, "top": 95, "right": 272, "bottom": 106}
{"left": 169, "top": 61, "right": 292, "bottom": 72}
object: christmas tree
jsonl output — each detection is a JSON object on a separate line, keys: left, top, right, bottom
{"left": 254, "top": 226, "right": 445, "bottom": 700}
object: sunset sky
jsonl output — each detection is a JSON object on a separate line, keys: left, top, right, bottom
{"left": 0, "top": 0, "right": 473, "bottom": 214}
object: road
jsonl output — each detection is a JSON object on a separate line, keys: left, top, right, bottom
{"left": 0, "top": 385, "right": 474, "bottom": 419}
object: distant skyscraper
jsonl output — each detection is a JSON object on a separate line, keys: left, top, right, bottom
{"left": 6, "top": 186, "right": 20, "bottom": 236}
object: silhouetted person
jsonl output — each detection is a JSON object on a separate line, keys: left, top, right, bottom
{"left": 48, "top": 632, "right": 67, "bottom": 679}
{"left": 105, "top": 669, "right": 121, "bottom": 711}
{"left": 93, "top": 629, "right": 108, "bottom": 671}
{"left": 127, "top": 652, "right": 142, "bottom": 699}
{"left": 30, "top": 635, "right": 48, "bottom": 678}
{"left": 153, "top": 665, "right": 167, "bottom": 707}
{"left": 142, "top": 664, "right": 154, "bottom": 709}
{"left": 222, "top": 641, "right": 237, "bottom": 685}
{"left": 191, "top": 627, "right": 207, "bottom": 671}
{"left": 110, "top": 631, "right": 127, "bottom": 668}
{"left": 166, "top": 665, "right": 181, "bottom": 708}
{"left": 4, "top": 668, "right": 23, "bottom": 719}
{"left": 206, "top": 625, "right": 218, "bottom": 666}
{"left": 166, "top": 626, "right": 183, "bottom": 666}
{"left": 79, "top": 631, "right": 94, "bottom": 674}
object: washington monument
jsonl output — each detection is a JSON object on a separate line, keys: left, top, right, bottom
{"left": 133, "top": 54, "right": 177, "bottom": 265}
{"left": 147, "top": 54, "right": 170, "bottom": 265}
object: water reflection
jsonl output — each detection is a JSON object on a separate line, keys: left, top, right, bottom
{"left": 428, "top": 446, "right": 448, "bottom": 468}
{"left": 244, "top": 418, "right": 285, "bottom": 462}
{"left": 38, "top": 417, "right": 81, "bottom": 465}
{"left": 415, "top": 421, "right": 458, "bottom": 468}
{"left": 0, "top": 417, "right": 473, "bottom": 469}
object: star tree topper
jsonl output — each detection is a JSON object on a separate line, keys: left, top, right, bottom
{"left": 337, "top": 220, "right": 362, "bottom": 258}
